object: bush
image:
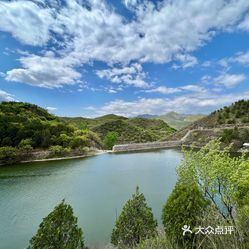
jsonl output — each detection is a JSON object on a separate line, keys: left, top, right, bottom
{"left": 0, "top": 146, "right": 21, "bottom": 163}
{"left": 227, "top": 118, "right": 235, "bottom": 124}
{"left": 137, "top": 235, "right": 172, "bottom": 249}
{"left": 49, "top": 145, "right": 71, "bottom": 156}
{"left": 18, "top": 138, "right": 33, "bottom": 152}
{"left": 220, "top": 127, "right": 239, "bottom": 144}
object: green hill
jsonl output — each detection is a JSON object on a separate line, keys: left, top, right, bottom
{"left": 0, "top": 102, "right": 101, "bottom": 149}
{"left": 170, "top": 100, "right": 249, "bottom": 150}
{"left": 0, "top": 102, "right": 102, "bottom": 164}
{"left": 63, "top": 114, "right": 128, "bottom": 130}
{"left": 178, "top": 99, "right": 249, "bottom": 131}
{"left": 64, "top": 116, "right": 175, "bottom": 144}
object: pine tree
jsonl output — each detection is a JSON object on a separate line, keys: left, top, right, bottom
{"left": 28, "top": 200, "right": 86, "bottom": 249}
{"left": 162, "top": 183, "right": 209, "bottom": 249}
{"left": 111, "top": 187, "right": 157, "bottom": 248}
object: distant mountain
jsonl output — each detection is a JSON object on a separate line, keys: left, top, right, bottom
{"left": 156, "top": 112, "right": 205, "bottom": 130}
{"left": 136, "top": 114, "right": 158, "bottom": 119}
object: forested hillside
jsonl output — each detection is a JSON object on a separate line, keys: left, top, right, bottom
{"left": 64, "top": 116, "right": 175, "bottom": 144}
{"left": 170, "top": 100, "right": 249, "bottom": 150}
{"left": 0, "top": 102, "right": 102, "bottom": 164}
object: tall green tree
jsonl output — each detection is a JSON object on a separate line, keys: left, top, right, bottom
{"left": 103, "top": 131, "right": 118, "bottom": 150}
{"left": 28, "top": 200, "right": 86, "bottom": 249}
{"left": 162, "top": 182, "right": 209, "bottom": 249}
{"left": 111, "top": 187, "right": 157, "bottom": 248}
{"left": 178, "top": 139, "right": 245, "bottom": 221}
{"left": 177, "top": 139, "right": 248, "bottom": 248}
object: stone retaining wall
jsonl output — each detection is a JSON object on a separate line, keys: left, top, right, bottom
{"left": 112, "top": 140, "right": 182, "bottom": 152}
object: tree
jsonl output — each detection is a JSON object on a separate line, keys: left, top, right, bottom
{"left": 178, "top": 140, "right": 244, "bottom": 221}
{"left": 103, "top": 131, "right": 118, "bottom": 150}
{"left": 70, "top": 135, "right": 88, "bottom": 149}
{"left": 232, "top": 161, "right": 249, "bottom": 247}
{"left": 111, "top": 187, "right": 157, "bottom": 248}
{"left": 28, "top": 200, "right": 86, "bottom": 249}
{"left": 18, "top": 138, "right": 33, "bottom": 152}
{"left": 162, "top": 182, "right": 209, "bottom": 249}
{"left": 177, "top": 139, "right": 248, "bottom": 247}
{"left": 57, "top": 133, "right": 71, "bottom": 147}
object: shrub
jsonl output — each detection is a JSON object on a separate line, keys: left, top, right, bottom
{"left": 137, "top": 235, "right": 172, "bottom": 249}
{"left": 18, "top": 138, "right": 33, "bottom": 152}
{"left": 49, "top": 145, "right": 64, "bottom": 155}
{"left": 0, "top": 146, "right": 21, "bottom": 163}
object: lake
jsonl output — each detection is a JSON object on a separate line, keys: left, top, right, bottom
{"left": 0, "top": 149, "right": 183, "bottom": 249}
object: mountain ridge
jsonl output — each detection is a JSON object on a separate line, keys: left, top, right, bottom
{"left": 136, "top": 112, "right": 205, "bottom": 130}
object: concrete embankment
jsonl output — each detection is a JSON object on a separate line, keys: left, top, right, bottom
{"left": 112, "top": 140, "right": 182, "bottom": 152}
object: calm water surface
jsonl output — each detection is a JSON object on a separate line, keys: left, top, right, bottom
{"left": 0, "top": 149, "right": 183, "bottom": 249}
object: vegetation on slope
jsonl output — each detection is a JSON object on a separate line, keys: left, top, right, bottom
{"left": 65, "top": 116, "right": 175, "bottom": 145}
{"left": 215, "top": 99, "right": 249, "bottom": 125}
{"left": 187, "top": 99, "right": 249, "bottom": 130}
{"left": 0, "top": 102, "right": 102, "bottom": 164}
{"left": 170, "top": 100, "right": 249, "bottom": 150}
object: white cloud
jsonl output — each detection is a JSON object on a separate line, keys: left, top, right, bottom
{"left": 145, "top": 86, "right": 181, "bottom": 94}
{"left": 108, "top": 89, "right": 118, "bottom": 93}
{"left": 172, "top": 54, "right": 198, "bottom": 69}
{"left": 238, "top": 14, "right": 249, "bottom": 31}
{"left": 233, "top": 51, "right": 249, "bottom": 65}
{"left": 46, "top": 106, "right": 57, "bottom": 112}
{"left": 6, "top": 53, "right": 81, "bottom": 88}
{"left": 84, "top": 106, "right": 96, "bottom": 111}
{"left": 213, "top": 73, "right": 246, "bottom": 87}
{"left": 146, "top": 84, "right": 206, "bottom": 94}
{"left": 218, "top": 50, "right": 249, "bottom": 68}
{"left": 2, "top": 0, "right": 249, "bottom": 88}
{"left": 0, "top": 90, "right": 16, "bottom": 101}
{"left": 123, "top": 0, "right": 141, "bottom": 9}
{"left": 93, "top": 92, "right": 249, "bottom": 117}
{"left": 0, "top": 1, "right": 54, "bottom": 46}
{"left": 96, "top": 63, "right": 149, "bottom": 88}
{"left": 202, "top": 61, "right": 212, "bottom": 67}
{"left": 180, "top": 85, "right": 206, "bottom": 93}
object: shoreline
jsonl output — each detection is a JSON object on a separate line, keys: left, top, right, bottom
{"left": 0, "top": 149, "right": 111, "bottom": 166}
{"left": 20, "top": 149, "right": 109, "bottom": 164}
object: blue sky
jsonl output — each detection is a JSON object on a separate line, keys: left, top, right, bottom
{"left": 0, "top": 0, "right": 249, "bottom": 117}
